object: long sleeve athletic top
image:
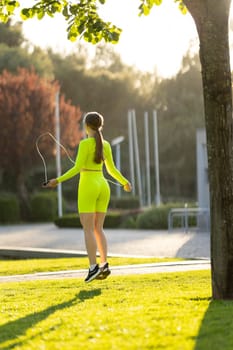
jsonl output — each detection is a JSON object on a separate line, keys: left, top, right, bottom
{"left": 56, "top": 137, "right": 128, "bottom": 185}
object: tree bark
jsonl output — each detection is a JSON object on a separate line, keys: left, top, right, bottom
{"left": 184, "top": 0, "right": 233, "bottom": 299}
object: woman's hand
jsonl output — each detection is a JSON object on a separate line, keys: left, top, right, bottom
{"left": 123, "top": 182, "right": 132, "bottom": 192}
{"left": 42, "top": 178, "right": 58, "bottom": 188}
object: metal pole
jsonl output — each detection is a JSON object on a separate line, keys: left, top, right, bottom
{"left": 55, "top": 91, "right": 63, "bottom": 217}
{"left": 153, "top": 110, "right": 161, "bottom": 206}
{"left": 128, "top": 110, "right": 135, "bottom": 195}
{"left": 132, "top": 109, "right": 143, "bottom": 207}
{"left": 144, "top": 111, "right": 151, "bottom": 206}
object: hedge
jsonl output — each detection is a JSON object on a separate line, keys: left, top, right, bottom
{"left": 54, "top": 210, "right": 139, "bottom": 229}
{"left": 109, "top": 196, "right": 140, "bottom": 209}
{"left": 54, "top": 203, "right": 196, "bottom": 230}
{"left": 136, "top": 203, "right": 197, "bottom": 230}
{"left": 0, "top": 192, "right": 20, "bottom": 223}
{"left": 54, "top": 213, "right": 82, "bottom": 228}
{"left": 30, "top": 191, "right": 66, "bottom": 222}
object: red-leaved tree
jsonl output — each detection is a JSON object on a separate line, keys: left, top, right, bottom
{"left": 0, "top": 68, "right": 82, "bottom": 214}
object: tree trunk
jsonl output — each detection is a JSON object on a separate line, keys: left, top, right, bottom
{"left": 184, "top": 0, "right": 233, "bottom": 299}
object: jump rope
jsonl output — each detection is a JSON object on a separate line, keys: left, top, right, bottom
{"left": 36, "top": 132, "right": 122, "bottom": 187}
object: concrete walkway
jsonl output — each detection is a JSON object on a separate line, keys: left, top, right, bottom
{"left": 0, "top": 223, "right": 210, "bottom": 259}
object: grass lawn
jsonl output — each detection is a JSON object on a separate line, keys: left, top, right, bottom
{"left": 2, "top": 270, "right": 233, "bottom": 350}
{"left": 0, "top": 257, "right": 184, "bottom": 276}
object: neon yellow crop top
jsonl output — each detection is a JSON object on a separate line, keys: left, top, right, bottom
{"left": 56, "top": 137, "right": 128, "bottom": 186}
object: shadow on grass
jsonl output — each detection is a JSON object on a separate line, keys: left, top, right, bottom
{"left": 0, "top": 288, "right": 101, "bottom": 349}
{"left": 194, "top": 299, "right": 233, "bottom": 350}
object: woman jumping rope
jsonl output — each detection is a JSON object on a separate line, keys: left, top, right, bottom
{"left": 44, "top": 112, "right": 132, "bottom": 283}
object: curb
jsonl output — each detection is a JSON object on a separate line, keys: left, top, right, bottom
{"left": 0, "top": 247, "right": 156, "bottom": 259}
{"left": 0, "top": 247, "right": 87, "bottom": 259}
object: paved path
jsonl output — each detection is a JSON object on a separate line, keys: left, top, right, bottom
{"left": 0, "top": 260, "right": 210, "bottom": 283}
{"left": 0, "top": 223, "right": 210, "bottom": 259}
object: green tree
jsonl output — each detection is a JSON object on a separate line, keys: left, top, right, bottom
{"left": 0, "top": 20, "right": 24, "bottom": 46}
{"left": 154, "top": 51, "right": 204, "bottom": 200}
{"left": 49, "top": 47, "right": 148, "bottom": 141}
{"left": 0, "top": 22, "right": 54, "bottom": 78}
{"left": 0, "top": 44, "right": 54, "bottom": 78}
{"left": 91, "top": 43, "right": 126, "bottom": 73}
{"left": 1, "top": 0, "right": 232, "bottom": 299}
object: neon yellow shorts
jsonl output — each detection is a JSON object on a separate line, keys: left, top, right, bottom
{"left": 78, "top": 172, "right": 110, "bottom": 213}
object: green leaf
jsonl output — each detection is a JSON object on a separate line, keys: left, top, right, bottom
{"left": 46, "top": 10, "right": 54, "bottom": 18}
{"left": 37, "top": 10, "right": 44, "bottom": 20}
{"left": 20, "top": 13, "right": 27, "bottom": 20}
{"left": 84, "top": 31, "right": 92, "bottom": 42}
{"left": 69, "top": 5, "right": 78, "bottom": 15}
{"left": 142, "top": 4, "right": 150, "bottom": 16}
{"left": 62, "top": 5, "right": 69, "bottom": 18}
{"left": 93, "top": 20, "right": 104, "bottom": 31}
{"left": 179, "top": 2, "right": 188, "bottom": 14}
{"left": 0, "top": 13, "right": 8, "bottom": 23}
{"left": 20, "top": 8, "right": 30, "bottom": 20}
{"left": 153, "top": 0, "right": 163, "bottom": 5}
{"left": 78, "top": 23, "right": 85, "bottom": 35}
{"left": 51, "top": 2, "right": 62, "bottom": 13}
{"left": 91, "top": 36, "right": 99, "bottom": 44}
{"left": 69, "top": 34, "right": 77, "bottom": 42}
{"left": 109, "top": 31, "right": 121, "bottom": 44}
{"left": 67, "top": 25, "right": 78, "bottom": 41}
{"left": 6, "top": 4, "right": 15, "bottom": 13}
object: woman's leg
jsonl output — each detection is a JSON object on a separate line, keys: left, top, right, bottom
{"left": 79, "top": 213, "right": 97, "bottom": 266}
{"left": 94, "top": 212, "right": 107, "bottom": 264}
{"left": 94, "top": 178, "right": 110, "bottom": 264}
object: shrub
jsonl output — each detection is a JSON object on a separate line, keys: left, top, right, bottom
{"left": 54, "top": 211, "right": 132, "bottom": 228}
{"left": 136, "top": 203, "right": 191, "bottom": 230}
{"left": 0, "top": 192, "right": 20, "bottom": 223}
{"left": 109, "top": 196, "right": 140, "bottom": 209}
{"left": 54, "top": 213, "right": 82, "bottom": 228}
{"left": 104, "top": 211, "right": 123, "bottom": 228}
{"left": 120, "top": 216, "right": 137, "bottom": 229}
{"left": 55, "top": 203, "right": 198, "bottom": 230}
{"left": 136, "top": 206, "right": 167, "bottom": 230}
{"left": 30, "top": 191, "right": 65, "bottom": 222}
{"left": 61, "top": 178, "right": 77, "bottom": 202}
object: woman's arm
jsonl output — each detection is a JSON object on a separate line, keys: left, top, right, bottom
{"left": 43, "top": 140, "right": 88, "bottom": 188}
{"left": 56, "top": 140, "right": 88, "bottom": 183}
{"left": 104, "top": 141, "right": 130, "bottom": 187}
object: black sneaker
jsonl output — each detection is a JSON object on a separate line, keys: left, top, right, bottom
{"left": 84, "top": 264, "right": 101, "bottom": 283}
{"left": 96, "top": 262, "right": 111, "bottom": 280}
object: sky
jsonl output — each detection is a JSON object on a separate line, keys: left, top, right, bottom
{"left": 21, "top": 0, "right": 233, "bottom": 78}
